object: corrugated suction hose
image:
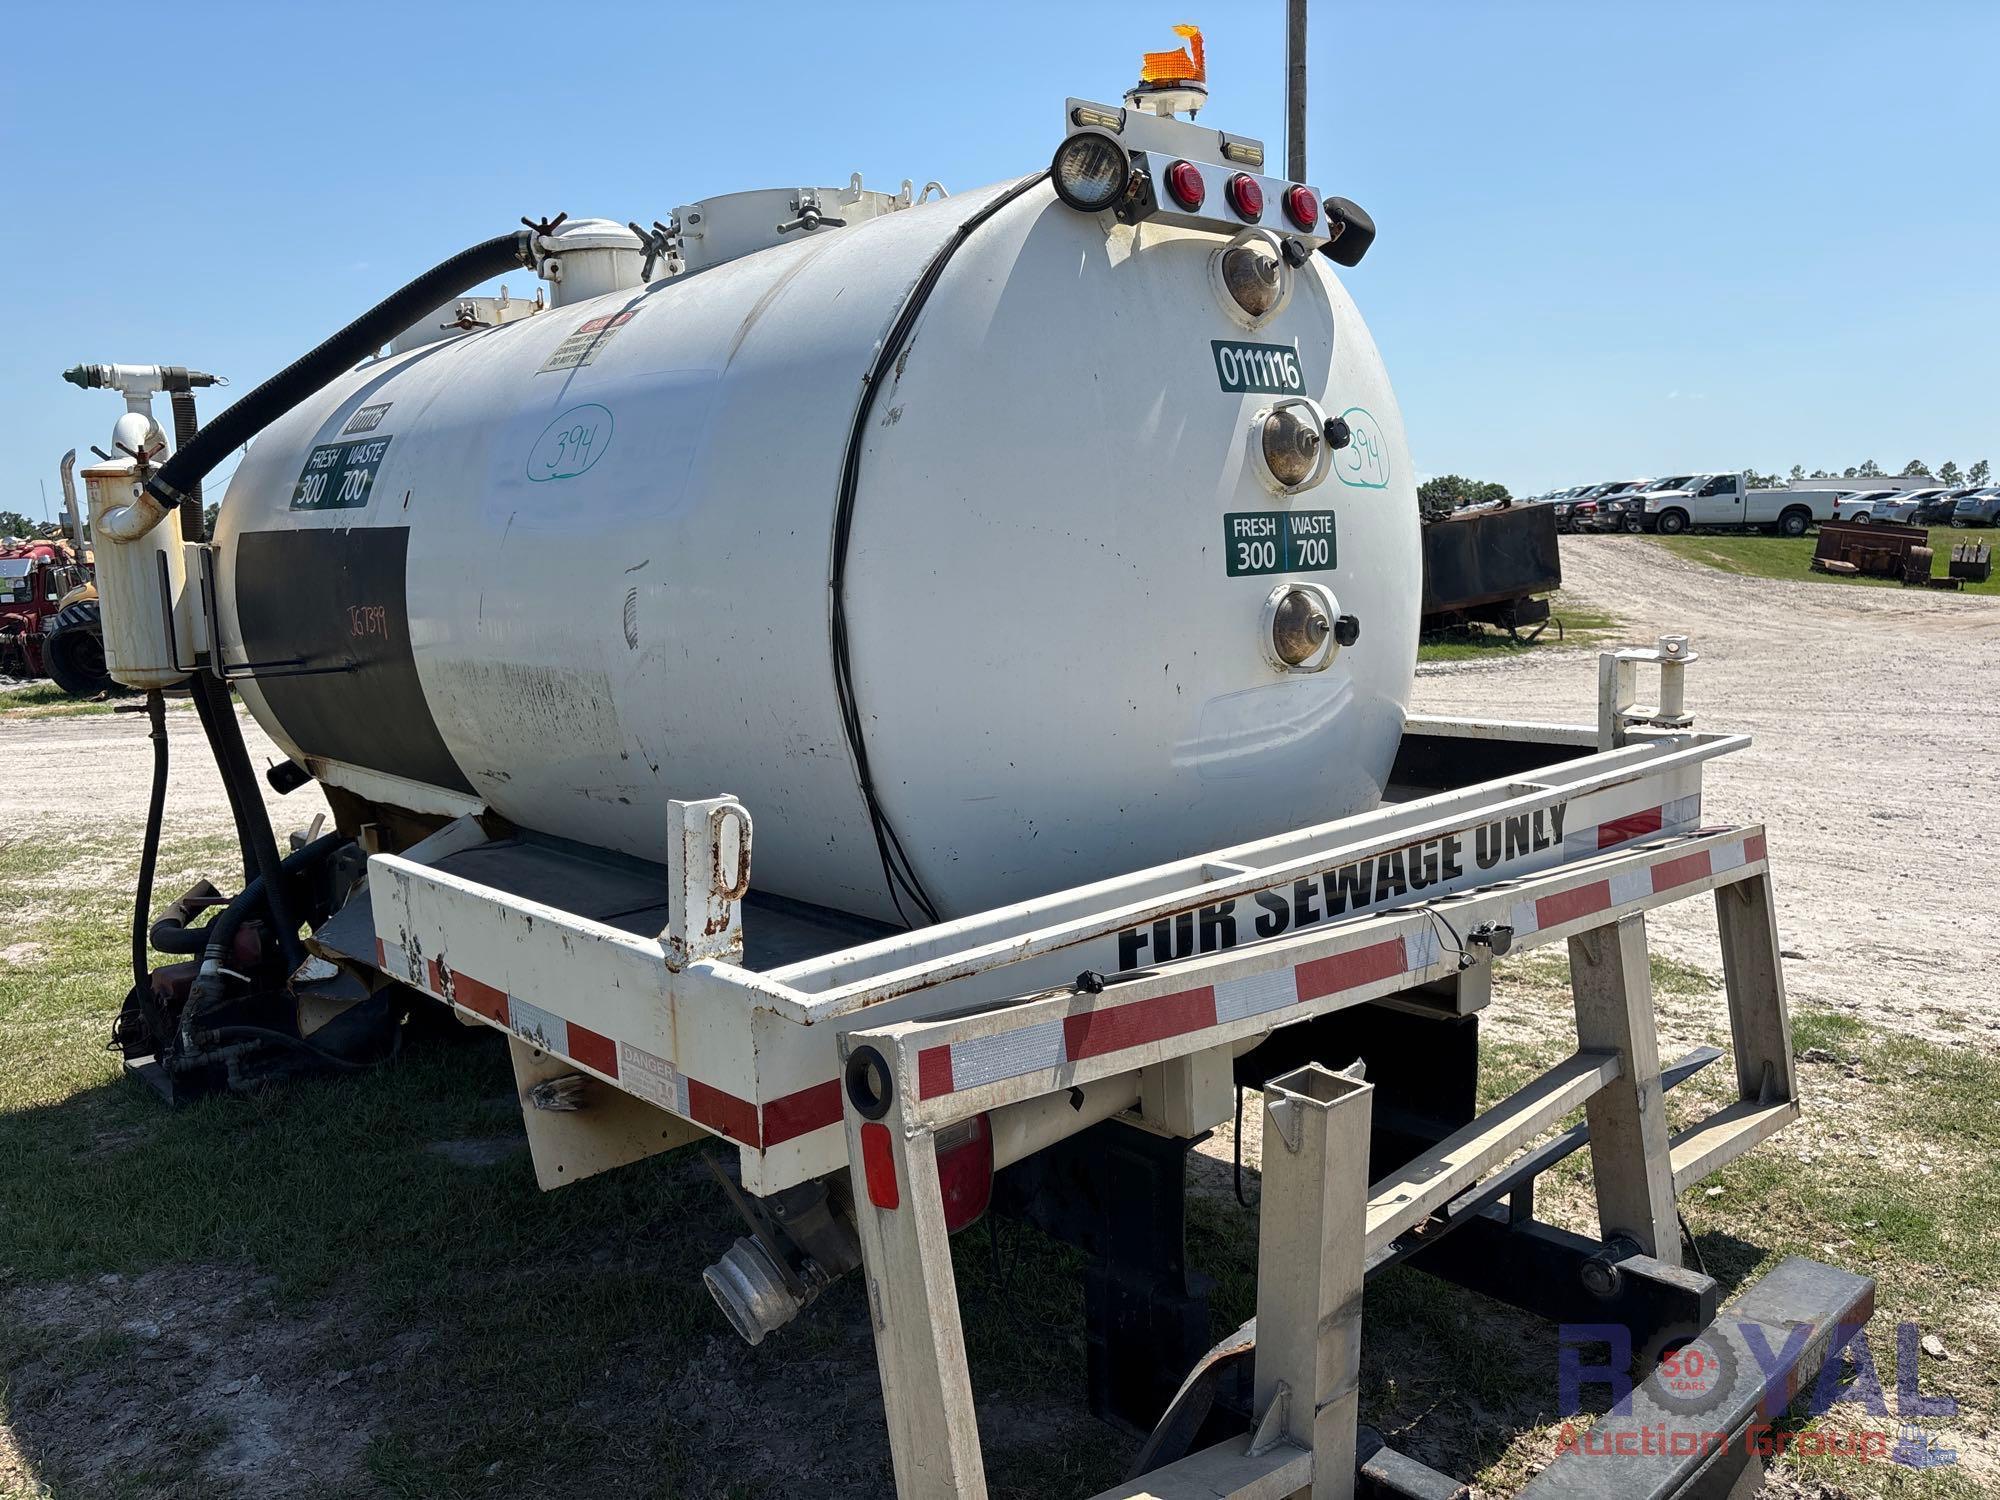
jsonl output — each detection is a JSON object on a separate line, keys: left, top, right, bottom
{"left": 144, "top": 230, "right": 536, "bottom": 510}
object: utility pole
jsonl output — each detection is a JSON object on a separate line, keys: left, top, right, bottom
{"left": 1286, "top": 0, "right": 1308, "bottom": 182}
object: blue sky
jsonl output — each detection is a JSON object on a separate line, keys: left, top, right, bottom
{"left": 5, "top": 1, "right": 1995, "bottom": 513}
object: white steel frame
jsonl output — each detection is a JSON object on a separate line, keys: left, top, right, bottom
{"left": 368, "top": 721, "right": 1741, "bottom": 1194}
{"left": 360, "top": 643, "right": 1803, "bottom": 1496}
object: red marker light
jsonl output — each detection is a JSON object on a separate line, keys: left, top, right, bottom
{"left": 1284, "top": 185, "right": 1320, "bottom": 231}
{"left": 1226, "top": 173, "right": 1264, "bottom": 221}
{"left": 861, "top": 1122, "right": 899, "bottom": 1210}
{"left": 1165, "top": 159, "right": 1205, "bottom": 211}
{"left": 934, "top": 1114, "right": 994, "bottom": 1232}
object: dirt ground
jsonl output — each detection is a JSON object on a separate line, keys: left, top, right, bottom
{"left": 0, "top": 701, "right": 327, "bottom": 851}
{"left": 1412, "top": 535, "right": 2000, "bottom": 1054}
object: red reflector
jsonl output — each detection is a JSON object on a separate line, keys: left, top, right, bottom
{"left": 861, "top": 1121, "right": 899, "bottom": 1210}
{"left": 1284, "top": 184, "right": 1320, "bottom": 230}
{"left": 935, "top": 1114, "right": 995, "bottom": 1232}
{"left": 1226, "top": 173, "right": 1264, "bottom": 221}
{"left": 1165, "top": 159, "right": 1205, "bottom": 211}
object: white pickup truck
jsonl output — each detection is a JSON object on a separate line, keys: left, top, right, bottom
{"left": 1639, "top": 474, "right": 1847, "bottom": 537}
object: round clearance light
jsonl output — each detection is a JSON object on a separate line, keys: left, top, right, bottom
{"left": 1219, "top": 239, "right": 1284, "bottom": 319}
{"left": 1226, "top": 173, "right": 1265, "bottom": 221}
{"left": 1261, "top": 405, "right": 1324, "bottom": 489}
{"left": 1051, "top": 132, "right": 1131, "bottom": 212}
{"left": 1165, "top": 159, "right": 1206, "bottom": 211}
{"left": 1271, "top": 588, "right": 1332, "bottom": 667}
{"left": 1260, "top": 580, "right": 1345, "bottom": 674}
{"left": 1284, "top": 185, "right": 1320, "bottom": 231}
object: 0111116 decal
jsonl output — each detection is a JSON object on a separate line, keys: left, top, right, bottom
{"left": 340, "top": 402, "right": 393, "bottom": 435}
{"left": 1212, "top": 339, "right": 1306, "bottom": 395}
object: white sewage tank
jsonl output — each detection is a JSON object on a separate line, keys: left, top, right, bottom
{"left": 214, "top": 177, "right": 1420, "bottom": 925}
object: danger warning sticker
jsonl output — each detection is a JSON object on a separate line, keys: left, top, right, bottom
{"left": 538, "top": 309, "right": 639, "bottom": 374}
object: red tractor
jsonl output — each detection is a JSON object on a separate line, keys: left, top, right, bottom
{"left": 0, "top": 536, "right": 112, "bottom": 696}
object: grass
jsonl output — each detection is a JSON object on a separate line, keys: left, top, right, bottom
{"left": 1417, "top": 591, "right": 1622, "bottom": 663}
{"left": 0, "top": 826, "right": 1116, "bottom": 1500}
{"left": 1188, "top": 951, "right": 1998, "bottom": 1497}
{"left": 0, "top": 682, "right": 138, "bottom": 719}
{"left": 1654, "top": 523, "right": 1999, "bottom": 597}
{"left": 1464, "top": 957, "right": 1999, "bottom": 1497}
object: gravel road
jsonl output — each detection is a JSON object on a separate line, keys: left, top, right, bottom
{"left": 1416, "top": 535, "right": 2000, "bottom": 1050}
{"left": 0, "top": 704, "right": 327, "bottom": 859}
{"left": 4, "top": 535, "right": 1994, "bottom": 1047}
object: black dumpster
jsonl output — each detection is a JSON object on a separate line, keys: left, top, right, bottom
{"left": 1421, "top": 503, "right": 1563, "bottom": 638}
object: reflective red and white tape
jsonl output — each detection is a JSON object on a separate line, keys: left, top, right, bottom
{"left": 369, "top": 937, "right": 838, "bottom": 1149}
{"left": 915, "top": 827, "right": 1762, "bottom": 1101}
{"left": 367, "top": 798, "right": 1727, "bottom": 1152}
{"left": 1570, "top": 793, "right": 1702, "bottom": 858}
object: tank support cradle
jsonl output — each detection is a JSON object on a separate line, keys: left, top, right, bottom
{"left": 836, "top": 828, "right": 1874, "bottom": 1500}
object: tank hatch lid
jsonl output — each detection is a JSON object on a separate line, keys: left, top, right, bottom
{"left": 388, "top": 286, "right": 544, "bottom": 355}
{"left": 672, "top": 174, "right": 943, "bottom": 275}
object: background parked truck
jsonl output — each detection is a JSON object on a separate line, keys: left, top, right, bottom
{"left": 1639, "top": 472, "right": 1846, "bottom": 536}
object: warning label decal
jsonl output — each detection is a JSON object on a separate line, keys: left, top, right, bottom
{"left": 538, "top": 309, "right": 640, "bottom": 374}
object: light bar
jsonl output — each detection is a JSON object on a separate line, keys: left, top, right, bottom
{"left": 1121, "top": 151, "right": 1333, "bottom": 248}
{"left": 1220, "top": 136, "right": 1265, "bottom": 169}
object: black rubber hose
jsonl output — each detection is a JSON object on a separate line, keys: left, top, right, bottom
{"left": 192, "top": 1025, "right": 380, "bottom": 1072}
{"left": 145, "top": 231, "right": 533, "bottom": 510}
{"left": 196, "top": 676, "right": 304, "bottom": 970}
{"left": 193, "top": 831, "right": 348, "bottom": 975}
{"left": 150, "top": 917, "right": 213, "bottom": 957}
{"left": 828, "top": 171, "right": 1049, "bottom": 928}
{"left": 165, "top": 379, "right": 302, "bottom": 961}
{"left": 186, "top": 676, "right": 258, "bottom": 886}
{"left": 165, "top": 384, "right": 207, "bottom": 535}
{"left": 166, "top": 384, "right": 260, "bottom": 889}
{"left": 150, "top": 879, "right": 222, "bottom": 955}
{"left": 132, "top": 690, "right": 169, "bottom": 992}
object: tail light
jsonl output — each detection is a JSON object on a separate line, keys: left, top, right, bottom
{"left": 934, "top": 1114, "right": 993, "bottom": 1231}
{"left": 1164, "top": 160, "right": 1206, "bottom": 211}
{"left": 1283, "top": 185, "right": 1320, "bottom": 231}
{"left": 1225, "top": 173, "right": 1264, "bottom": 221}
